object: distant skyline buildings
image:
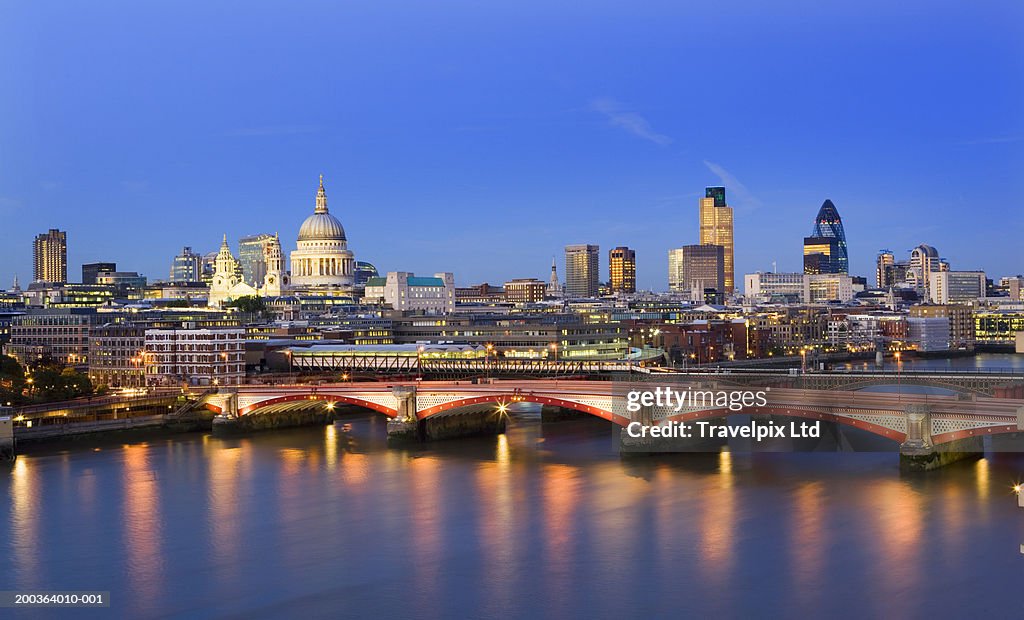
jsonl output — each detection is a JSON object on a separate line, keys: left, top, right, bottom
{"left": 802, "top": 200, "right": 848, "bottom": 275}
{"left": 32, "top": 229, "right": 67, "bottom": 284}
{"left": 565, "top": 244, "right": 600, "bottom": 298}
{"left": 238, "top": 233, "right": 276, "bottom": 287}
{"left": 698, "top": 187, "right": 734, "bottom": 294}
{"left": 608, "top": 246, "right": 636, "bottom": 294}
{"left": 668, "top": 244, "right": 725, "bottom": 302}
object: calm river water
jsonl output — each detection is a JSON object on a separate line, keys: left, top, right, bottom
{"left": 2, "top": 407, "right": 1024, "bottom": 619}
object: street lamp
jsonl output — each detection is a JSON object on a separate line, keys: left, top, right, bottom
{"left": 417, "top": 345, "right": 425, "bottom": 381}
{"left": 800, "top": 348, "right": 807, "bottom": 374}
{"left": 894, "top": 351, "right": 902, "bottom": 402}
{"left": 485, "top": 343, "right": 494, "bottom": 380}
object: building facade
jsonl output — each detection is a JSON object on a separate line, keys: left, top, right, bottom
{"left": 928, "top": 271, "right": 985, "bottom": 305}
{"left": 503, "top": 278, "right": 547, "bottom": 304}
{"left": 170, "top": 247, "right": 203, "bottom": 282}
{"left": 88, "top": 324, "right": 146, "bottom": 387}
{"left": 744, "top": 272, "right": 804, "bottom": 304}
{"left": 143, "top": 326, "right": 245, "bottom": 386}
{"left": 363, "top": 272, "right": 456, "bottom": 314}
{"left": 82, "top": 262, "right": 117, "bottom": 285}
{"left": 608, "top": 246, "right": 636, "bottom": 294}
{"left": 699, "top": 187, "right": 734, "bottom": 293}
{"left": 33, "top": 229, "right": 67, "bottom": 284}
{"left": 909, "top": 304, "right": 975, "bottom": 350}
{"left": 668, "top": 244, "right": 725, "bottom": 302}
{"left": 7, "top": 308, "right": 98, "bottom": 365}
{"left": 804, "top": 199, "right": 848, "bottom": 275}
{"left": 565, "top": 244, "right": 600, "bottom": 298}
{"left": 238, "top": 233, "right": 276, "bottom": 287}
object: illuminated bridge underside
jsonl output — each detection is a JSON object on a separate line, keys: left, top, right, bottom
{"left": 214, "top": 380, "right": 1023, "bottom": 446}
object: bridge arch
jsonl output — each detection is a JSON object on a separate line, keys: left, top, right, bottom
{"left": 417, "top": 393, "right": 630, "bottom": 425}
{"left": 231, "top": 394, "right": 398, "bottom": 417}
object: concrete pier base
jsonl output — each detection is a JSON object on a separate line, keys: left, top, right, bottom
{"left": 0, "top": 416, "right": 14, "bottom": 461}
{"left": 212, "top": 410, "right": 332, "bottom": 435}
{"left": 388, "top": 411, "right": 508, "bottom": 444}
{"left": 540, "top": 405, "right": 587, "bottom": 423}
{"left": 900, "top": 436, "right": 984, "bottom": 472}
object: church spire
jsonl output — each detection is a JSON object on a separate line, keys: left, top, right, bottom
{"left": 315, "top": 174, "right": 328, "bottom": 214}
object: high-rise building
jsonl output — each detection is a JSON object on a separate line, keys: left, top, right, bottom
{"left": 565, "top": 244, "right": 599, "bottom": 298}
{"left": 608, "top": 246, "right": 636, "bottom": 294}
{"left": 744, "top": 272, "right": 804, "bottom": 304}
{"left": 668, "top": 244, "right": 725, "bottom": 302}
{"left": 876, "top": 250, "right": 895, "bottom": 288}
{"left": 354, "top": 261, "right": 379, "bottom": 287}
{"left": 803, "top": 200, "right": 848, "bottom": 274}
{"left": 928, "top": 271, "right": 985, "bottom": 305}
{"left": 170, "top": 247, "right": 203, "bottom": 282}
{"left": 908, "top": 244, "right": 944, "bottom": 292}
{"left": 82, "top": 262, "right": 117, "bottom": 285}
{"left": 238, "top": 234, "right": 276, "bottom": 287}
{"left": 699, "top": 187, "right": 734, "bottom": 293}
{"left": 33, "top": 229, "right": 67, "bottom": 283}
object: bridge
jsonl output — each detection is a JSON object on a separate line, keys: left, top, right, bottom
{"left": 209, "top": 376, "right": 1024, "bottom": 469}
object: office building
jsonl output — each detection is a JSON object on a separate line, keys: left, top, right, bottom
{"left": 238, "top": 233, "right": 276, "bottom": 287}
{"left": 82, "top": 262, "right": 117, "bottom": 285}
{"left": 565, "top": 244, "right": 600, "bottom": 298}
{"left": 907, "top": 317, "right": 950, "bottom": 352}
{"left": 33, "top": 229, "right": 67, "bottom": 284}
{"left": 908, "top": 244, "right": 946, "bottom": 292}
{"left": 699, "top": 187, "right": 734, "bottom": 293}
{"left": 668, "top": 245, "right": 725, "bottom": 302}
{"left": 744, "top": 272, "right": 805, "bottom": 304}
{"left": 804, "top": 273, "right": 854, "bottom": 303}
{"left": 504, "top": 278, "right": 547, "bottom": 304}
{"left": 803, "top": 200, "right": 847, "bottom": 274}
{"left": 928, "top": 271, "right": 985, "bottom": 305}
{"left": 875, "top": 250, "right": 894, "bottom": 288}
{"left": 143, "top": 326, "right": 246, "bottom": 386}
{"left": 171, "top": 247, "right": 203, "bottom": 282}
{"left": 608, "top": 246, "right": 636, "bottom": 294}
{"left": 909, "top": 304, "right": 975, "bottom": 350}
{"left": 363, "top": 272, "right": 455, "bottom": 314}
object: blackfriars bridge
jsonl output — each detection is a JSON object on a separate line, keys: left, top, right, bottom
{"left": 206, "top": 372, "right": 1024, "bottom": 469}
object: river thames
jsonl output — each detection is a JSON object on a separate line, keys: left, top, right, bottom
{"left": 2, "top": 406, "right": 1023, "bottom": 619}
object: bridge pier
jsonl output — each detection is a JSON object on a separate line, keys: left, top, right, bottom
{"left": 0, "top": 415, "right": 14, "bottom": 461}
{"left": 386, "top": 386, "right": 420, "bottom": 443}
{"left": 899, "top": 404, "right": 982, "bottom": 471}
{"left": 540, "top": 405, "right": 587, "bottom": 423}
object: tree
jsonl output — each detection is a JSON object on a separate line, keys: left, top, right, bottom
{"left": 229, "top": 295, "right": 269, "bottom": 322}
{"left": 0, "top": 354, "right": 26, "bottom": 405}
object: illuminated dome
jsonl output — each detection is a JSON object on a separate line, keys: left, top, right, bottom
{"left": 289, "top": 175, "right": 355, "bottom": 288}
{"left": 298, "top": 211, "right": 346, "bottom": 242}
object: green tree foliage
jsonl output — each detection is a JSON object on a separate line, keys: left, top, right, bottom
{"left": 27, "top": 366, "right": 94, "bottom": 402}
{"left": 229, "top": 295, "right": 269, "bottom": 322}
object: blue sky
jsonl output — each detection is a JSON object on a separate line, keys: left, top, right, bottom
{"left": 1, "top": 0, "right": 1022, "bottom": 290}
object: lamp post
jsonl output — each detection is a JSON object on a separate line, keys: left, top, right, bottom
{"left": 895, "top": 350, "right": 902, "bottom": 402}
{"left": 800, "top": 348, "right": 807, "bottom": 374}
{"left": 417, "top": 345, "right": 425, "bottom": 381}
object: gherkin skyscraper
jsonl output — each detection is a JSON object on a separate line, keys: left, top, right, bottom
{"left": 802, "top": 199, "right": 848, "bottom": 274}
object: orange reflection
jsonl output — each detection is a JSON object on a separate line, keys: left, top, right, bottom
{"left": 409, "top": 455, "right": 442, "bottom": 617}
{"left": 698, "top": 450, "right": 737, "bottom": 585}
{"left": 11, "top": 458, "right": 39, "bottom": 587}
{"left": 122, "top": 445, "right": 163, "bottom": 614}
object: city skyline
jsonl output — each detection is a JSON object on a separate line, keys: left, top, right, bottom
{"left": 1, "top": 1, "right": 1022, "bottom": 289}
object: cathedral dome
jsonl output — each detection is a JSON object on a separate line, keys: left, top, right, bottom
{"left": 297, "top": 174, "right": 347, "bottom": 242}
{"left": 298, "top": 212, "right": 346, "bottom": 242}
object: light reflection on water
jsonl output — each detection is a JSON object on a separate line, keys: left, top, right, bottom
{"left": 2, "top": 413, "right": 1023, "bottom": 618}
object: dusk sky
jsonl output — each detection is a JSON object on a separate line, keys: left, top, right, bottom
{"left": 1, "top": 1, "right": 1022, "bottom": 290}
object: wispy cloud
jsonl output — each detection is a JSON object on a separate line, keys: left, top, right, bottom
{"left": 589, "top": 98, "right": 672, "bottom": 146}
{"left": 955, "top": 135, "right": 1023, "bottom": 146}
{"left": 223, "top": 125, "right": 322, "bottom": 137}
{"left": 703, "top": 160, "right": 762, "bottom": 211}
